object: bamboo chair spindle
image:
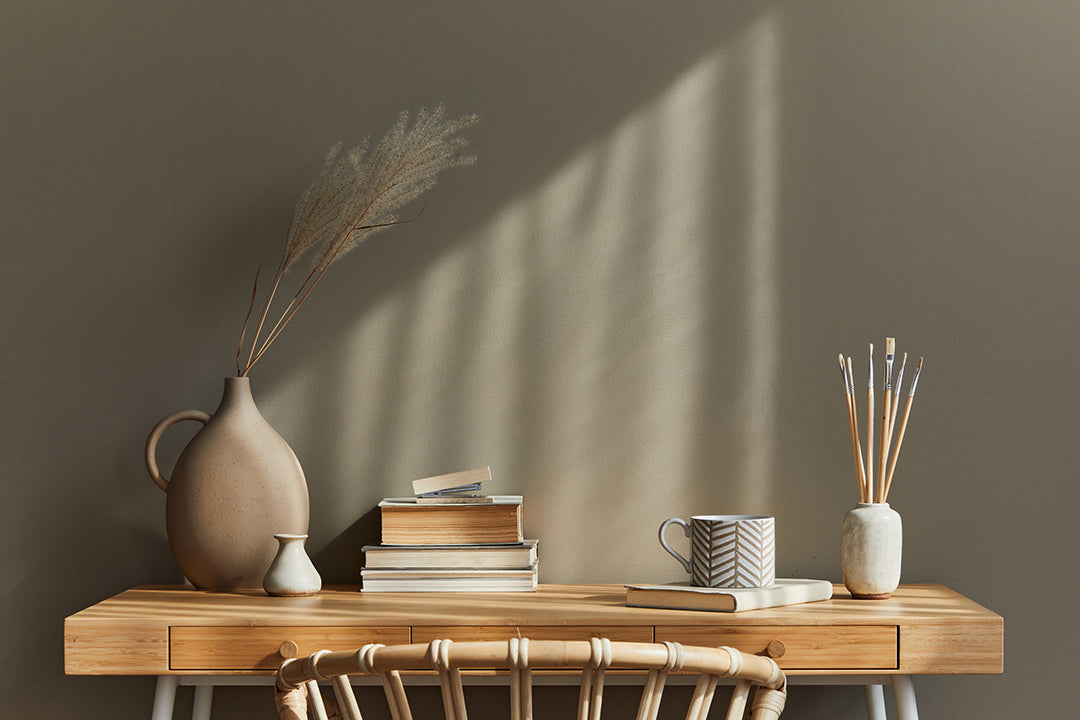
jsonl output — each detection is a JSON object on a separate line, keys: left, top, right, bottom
{"left": 685, "top": 674, "right": 720, "bottom": 720}
{"left": 576, "top": 668, "right": 593, "bottom": 720}
{"left": 725, "top": 679, "right": 753, "bottom": 720}
{"left": 636, "top": 670, "right": 658, "bottom": 720}
{"left": 382, "top": 671, "right": 411, "bottom": 720}
{"left": 305, "top": 680, "right": 328, "bottom": 720}
{"left": 331, "top": 675, "right": 362, "bottom": 720}
{"left": 580, "top": 636, "right": 611, "bottom": 720}
{"left": 509, "top": 637, "right": 532, "bottom": 720}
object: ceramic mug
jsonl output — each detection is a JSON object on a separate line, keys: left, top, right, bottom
{"left": 658, "top": 514, "right": 776, "bottom": 588}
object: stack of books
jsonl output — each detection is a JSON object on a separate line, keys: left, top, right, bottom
{"left": 361, "top": 467, "right": 539, "bottom": 592}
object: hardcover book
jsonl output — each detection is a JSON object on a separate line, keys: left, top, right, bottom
{"left": 362, "top": 540, "right": 538, "bottom": 570}
{"left": 414, "top": 494, "right": 494, "bottom": 504}
{"left": 625, "top": 578, "right": 833, "bottom": 613}
{"left": 378, "top": 495, "right": 524, "bottom": 545}
{"left": 361, "top": 563, "right": 538, "bottom": 592}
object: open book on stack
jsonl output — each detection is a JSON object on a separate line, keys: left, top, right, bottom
{"left": 362, "top": 467, "right": 538, "bottom": 592}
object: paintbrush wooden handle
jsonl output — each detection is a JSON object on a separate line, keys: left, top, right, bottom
{"left": 882, "top": 396, "right": 913, "bottom": 501}
{"left": 882, "top": 357, "right": 922, "bottom": 502}
{"left": 866, "top": 344, "right": 874, "bottom": 504}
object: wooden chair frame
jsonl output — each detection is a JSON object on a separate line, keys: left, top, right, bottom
{"left": 275, "top": 637, "right": 786, "bottom": 720}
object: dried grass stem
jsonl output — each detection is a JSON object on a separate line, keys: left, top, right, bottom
{"left": 235, "top": 105, "right": 477, "bottom": 376}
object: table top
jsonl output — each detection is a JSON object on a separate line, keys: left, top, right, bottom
{"left": 66, "top": 582, "right": 993, "bottom": 624}
{"left": 64, "top": 583, "right": 1003, "bottom": 677}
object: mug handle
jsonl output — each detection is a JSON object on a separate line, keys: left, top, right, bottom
{"left": 658, "top": 517, "right": 692, "bottom": 573}
{"left": 145, "top": 410, "right": 210, "bottom": 492}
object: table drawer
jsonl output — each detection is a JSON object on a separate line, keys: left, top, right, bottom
{"left": 170, "top": 626, "right": 410, "bottom": 671}
{"left": 412, "top": 625, "right": 653, "bottom": 643}
{"left": 656, "top": 625, "right": 898, "bottom": 670}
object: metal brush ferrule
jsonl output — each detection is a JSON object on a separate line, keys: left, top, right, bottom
{"left": 908, "top": 363, "right": 923, "bottom": 397}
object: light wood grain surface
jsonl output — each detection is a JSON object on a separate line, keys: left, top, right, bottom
{"left": 64, "top": 583, "right": 1002, "bottom": 676}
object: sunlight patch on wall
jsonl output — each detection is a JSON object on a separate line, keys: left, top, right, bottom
{"left": 741, "top": 12, "right": 781, "bottom": 510}
{"left": 287, "top": 12, "right": 784, "bottom": 567}
{"left": 493, "top": 52, "right": 725, "bottom": 523}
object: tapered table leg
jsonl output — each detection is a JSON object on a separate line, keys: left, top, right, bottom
{"left": 192, "top": 685, "right": 214, "bottom": 720}
{"left": 893, "top": 675, "right": 918, "bottom": 720}
{"left": 865, "top": 684, "right": 887, "bottom": 720}
{"left": 151, "top": 676, "right": 180, "bottom": 720}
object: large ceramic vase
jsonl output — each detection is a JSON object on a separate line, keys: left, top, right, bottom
{"left": 145, "top": 377, "right": 309, "bottom": 591}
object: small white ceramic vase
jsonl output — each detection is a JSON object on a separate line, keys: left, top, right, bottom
{"left": 842, "top": 503, "right": 902, "bottom": 599}
{"left": 263, "top": 534, "right": 322, "bottom": 597}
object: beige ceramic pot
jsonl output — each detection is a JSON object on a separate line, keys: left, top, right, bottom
{"left": 145, "top": 377, "right": 309, "bottom": 591}
{"left": 841, "top": 502, "right": 902, "bottom": 599}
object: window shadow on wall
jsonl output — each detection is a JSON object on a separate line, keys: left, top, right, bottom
{"left": 292, "top": 10, "right": 787, "bottom": 584}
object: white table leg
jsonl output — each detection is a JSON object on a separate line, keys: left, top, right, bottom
{"left": 865, "top": 684, "right": 887, "bottom": 720}
{"left": 859, "top": 686, "right": 885, "bottom": 716}
{"left": 892, "top": 675, "right": 918, "bottom": 720}
{"left": 151, "top": 675, "right": 180, "bottom": 720}
{"left": 192, "top": 685, "right": 214, "bottom": 720}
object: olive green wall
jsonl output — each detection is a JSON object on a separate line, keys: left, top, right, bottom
{"left": 3, "top": 2, "right": 1077, "bottom": 717}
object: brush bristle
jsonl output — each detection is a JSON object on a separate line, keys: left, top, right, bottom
{"left": 886, "top": 337, "right": 895, "bottom": 355}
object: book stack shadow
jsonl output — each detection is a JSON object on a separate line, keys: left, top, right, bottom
{"left": 361, "top": 468, "right": 538, "bottom": 592}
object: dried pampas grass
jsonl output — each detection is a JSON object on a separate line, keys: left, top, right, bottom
{"left": 237, "top": 105, "right": 478, "bottom": 376}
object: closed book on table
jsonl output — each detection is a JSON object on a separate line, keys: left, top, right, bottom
{"left": 379, "top": 495, "right": 523, "bottom": 545}
{"left": 361, "top": 563, "right": 538, "bottom": 592}
{"left": 625, "top": 578, "right": 833, "bottom": 613}
{"left": 362, "top": 540, "right": 538, "bottom": 570}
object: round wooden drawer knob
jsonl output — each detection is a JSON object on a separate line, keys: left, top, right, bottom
{"left": 765, "top": 640, "right": 786, "bottom": 659}
{"left": 279, "top": 640, "right": 299, "bottom": 658}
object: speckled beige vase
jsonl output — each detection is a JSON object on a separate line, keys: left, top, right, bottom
{"left": 145, "top": 377, "right": 309, "bottom": 591}
{"left": 842, "top": 502, "right": 902, "bottom": 599}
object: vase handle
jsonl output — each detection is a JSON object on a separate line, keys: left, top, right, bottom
{"left": 145, "top": 410, "right": 211, "bottom": 492}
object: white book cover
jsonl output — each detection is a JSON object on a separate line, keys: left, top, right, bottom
{"left": 361, "top": 563, "right": 538, "bottom": 592}
{"left": 625, "top": 578, "right": 833, "bottom": 612}
{"left": 379, "top": 495, "right": 523, "bottom": 506}
{"left": 362, "top": 540, "right": 538, "bottom": 569}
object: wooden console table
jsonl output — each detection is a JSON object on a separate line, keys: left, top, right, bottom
{"left": 64, "top": 583, "right": 1001, "bottom": 720}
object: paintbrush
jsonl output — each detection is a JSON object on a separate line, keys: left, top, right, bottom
{"left": 848, "top": 356, "right": 868, "bottom": 501}
{"left": 882, "top": 356, "right": 923, "bottom": 502}
{"left": 877, "top": 337, "right": 896, "bottom": 502}
{"left": 889, "top": 352, "right": 908, "bottom": 441}
{"left": 866, "top": 343, "right": 874, "bottom": 504}
{"left": 839, "top": 355, "right": 858, "bottom": 500}
{"left": 840, "top": 354, "right": 868, "bottom": 501}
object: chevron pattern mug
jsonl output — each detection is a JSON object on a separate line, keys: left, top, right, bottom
{"left": 658, "top": 515, "right": 776, "bottom": 588}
